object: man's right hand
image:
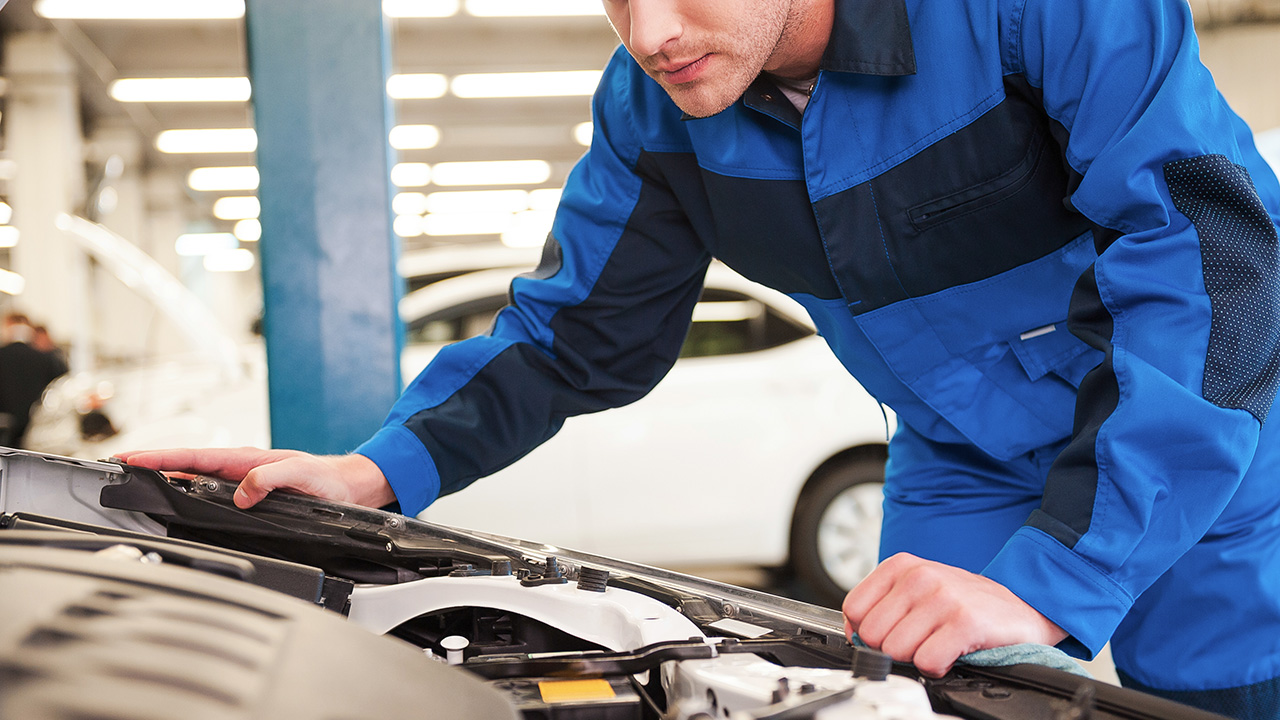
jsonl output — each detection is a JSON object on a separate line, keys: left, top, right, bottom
{"left": 113, "top": 447, "right": 397, "bottom": 510}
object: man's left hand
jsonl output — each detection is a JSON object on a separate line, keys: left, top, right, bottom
{"left": 842, "top": 553, "right": 1068, "bottom": 677}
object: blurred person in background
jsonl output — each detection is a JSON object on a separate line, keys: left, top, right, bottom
{"left": 31, "top": 325, "right": 66, "bottom": 366}
{"left": 0, "top": 313, "right": 69, "bottom": 448}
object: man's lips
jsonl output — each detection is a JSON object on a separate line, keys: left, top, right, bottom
{"left": 656, "top": 54, "right": 712, "bottom": 84}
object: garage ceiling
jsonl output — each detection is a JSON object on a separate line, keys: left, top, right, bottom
{"left": 0, "top": 0, "right": 622, "bottom": 252}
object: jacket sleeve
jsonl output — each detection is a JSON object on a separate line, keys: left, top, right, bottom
{"left": 356, "top": 54, "right": 712, "bottom": 515}
{"left": 982, "top": 0, "right": 1280, "bottom": 657}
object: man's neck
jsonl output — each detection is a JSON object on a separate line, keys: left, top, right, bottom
{"left": 764, "top": 0, "right": 836, "bottom": 82}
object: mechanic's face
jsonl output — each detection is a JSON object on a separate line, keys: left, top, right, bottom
{"left": 603, "top": 0, "right": 818, "bottom": 118}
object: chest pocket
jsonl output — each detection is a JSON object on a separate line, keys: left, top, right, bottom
{"left": 814, "top": 79, "right": 1093, "bottom": 316}
{"left": 906, "top": 128, "right": 1049, "bottom": 232}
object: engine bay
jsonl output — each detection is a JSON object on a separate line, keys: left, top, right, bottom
{"left": 0, "top": 448, "right": 1228, "bottom": 720}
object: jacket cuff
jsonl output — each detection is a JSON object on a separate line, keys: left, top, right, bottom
{"left": 355, "top": 425, "right": 441, "bottom": 516}
{"left": 983, "top": 527, "right": 1135, "bottom": 659}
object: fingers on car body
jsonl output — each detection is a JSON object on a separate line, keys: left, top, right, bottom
{"left": 234, "top": 454, "right": 345, "bottom": 508}
{"left": 115, "top": 447, "right": 300, "bottom": 482}
{"left": 115, "top": 448, "right": 395, "bottom": 510}
{"left": 114, "top": 447, "right": 324, "bottom": 508}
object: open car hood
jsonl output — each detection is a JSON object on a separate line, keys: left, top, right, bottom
{"left": 0, "top": 448, "right": 1228, "bottom": 720}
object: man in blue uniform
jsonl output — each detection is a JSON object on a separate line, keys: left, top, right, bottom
{"left": 123, "top": 0, "right": 1280, "bottom": 715}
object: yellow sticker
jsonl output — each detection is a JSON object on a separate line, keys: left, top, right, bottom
{"left": 538, "top": 679, "right": 617, "bottom": 703}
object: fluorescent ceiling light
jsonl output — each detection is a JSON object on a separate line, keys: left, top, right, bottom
{"left": 203, "top": 248, "right": 255, "bottom": 273}
{"left": 392, "top": 163, "right": 431, "bottom": 187}
{"left": 466, "top": 0, "right": 603, "bottom": 16}
{"left": 383, "top": 0, "right": 458, "bottom": 17}
{"left": 111, "top": 77, "right": 251, "bottom": 103}
{"left": 501, "top": 210, "right": 554, "bottom": 248}
{"left": 0, "top": 268, "right": 24, "bottom": 295}
{"left": 425, "top": 189, "right": 529, "bottom": 214}
{"left": 386, "top": 73, "right": 448, "bottom": 99}
{"left": 393, "top": 192, "right": 428, "bottom": 216}
{"left": 430, "top": 160, "right": 551, "bottom": 186}
{"left": 0, "top": 226, "right": 18, "bottom": 248}
{"left": 528, "top": 188, "right": 562, "bottom": 211}
{"left": 188, "top": 166, "right": 259, "bottom": 192}
{"left": 157, "top": 128, "right": 257, "bottom": 154}
{"left": 0, "top": 202, "right": 12, "bottom": 225}
{"left": 573, "top": 121, "right": 593, "bottom": 146}
{"left": 451, "top": 70, "right": 602, "bottom": 98}
{"left": 389, "top": 124, "right": 441, "bottom": 150}
{"left": 175, "top": 232, "right": 238, "bottom": 257}
{"left": 233, "top": 219, "right": 262, "bottom": 242}
{"left": 36, "top": 0, "right": 245, "bottom": 18}
{"left": 213, "top": 196, "right": 260, "bottom": 220}
{"left": 394, "top": 214, "right": 424, "bottom": 238}
{"left": 422, "top": 212, "right": 514, "bottom": 236}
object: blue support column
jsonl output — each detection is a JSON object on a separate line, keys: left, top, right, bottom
{"left": 245, "top": 0, "right": 403, "bottom": 454}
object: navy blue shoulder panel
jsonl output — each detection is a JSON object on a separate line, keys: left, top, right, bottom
{"left": 642, "top": 151, "right": 843, "bottom": 299}
{"left": 814, "top": 75, "right": 1092, "bottom": 313}
{"left": 1165, "top": 154, "right": 1280, "bottom": 424}
{"left": 409, "top": 152, "right": 711, "bottom": 496}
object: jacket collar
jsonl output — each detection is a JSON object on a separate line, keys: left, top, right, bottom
{"left": 682, "top": 0, "right": 916, "bottom": 121}
{"left": 820, "top": 0, "right": 916, "bottom": 77}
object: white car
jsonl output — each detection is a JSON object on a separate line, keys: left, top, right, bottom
{"left": 23, "top": 220, "right": 892, "bottom": 605}
{"left": 402, "top": 260, "right": 893, "bottom": 606}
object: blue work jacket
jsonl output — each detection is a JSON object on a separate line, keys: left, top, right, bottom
{"left": 360, "top": 0, "right": 1280, "bottom": 658}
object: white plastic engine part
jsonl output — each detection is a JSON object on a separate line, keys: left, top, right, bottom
{"left": 663, "top": 653, "right": 957, "bottom": 720}
{"left": 347, "top": 574, "right": 704, "bottom": 651}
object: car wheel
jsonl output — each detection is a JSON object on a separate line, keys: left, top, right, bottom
{"left": 789, "top": 454, "right": 885, "bottom": 608}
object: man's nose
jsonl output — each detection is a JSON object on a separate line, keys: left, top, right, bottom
{"left": 627, "top": 0, "right": 682, "bottom": 57}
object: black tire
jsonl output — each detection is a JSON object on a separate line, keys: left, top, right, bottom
{"left": 788, "top": 453, "right": 886, "bottom": 608}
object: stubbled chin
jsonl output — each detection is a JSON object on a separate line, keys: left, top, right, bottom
{"left": 663, "top": 84, "right": 739, "bottom": 118}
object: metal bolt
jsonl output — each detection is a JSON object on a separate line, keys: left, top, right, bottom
{"left": 772, "top": 678, "right": 791, "bottom": 703}
{"left": 199, "top": 478, "right": 219, "bottom": 493}
{"left": 385, "top": 516, "right": 404, "bottom": 529}
{"left": 982, "top": 687, "right": 1012, "bottom": 699}
{"left": 721, "top": 603, "right": 738, "bottom": 618}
